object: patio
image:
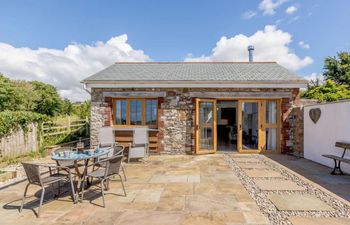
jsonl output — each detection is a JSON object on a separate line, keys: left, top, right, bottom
{"left": 0, "top": 154, "right": 349, "bottom": 225}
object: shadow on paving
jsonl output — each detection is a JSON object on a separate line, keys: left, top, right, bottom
{"left": 265, "top": 154, "right": 350, "bottom": 202}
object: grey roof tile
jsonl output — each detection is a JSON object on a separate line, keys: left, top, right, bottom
{"left": 83, "top": 62, "right": 306, "bottom": 82}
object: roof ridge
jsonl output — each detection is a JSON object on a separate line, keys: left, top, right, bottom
{"left": 114, "top": 61, "right": 277, "bottom": 64}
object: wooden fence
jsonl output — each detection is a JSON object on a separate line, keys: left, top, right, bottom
{"left": 40, "top": 117, "right": 89, "bottom": 142}
{"left": 0, "top": 117, "right": 89, "bottom": 159}
{"left": 0, "top": 123, "right": 39, "bottom": 158}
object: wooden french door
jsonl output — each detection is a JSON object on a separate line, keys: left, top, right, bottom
{"left": 195, "top": 98, "right": 217, "bottom": 154}
{"left": 261, "top": 100, "right": 281, "bottom": 153}
{"left": 237, "top": 99, "right": 281, "bottom": 153}
{"left": 237, "top": 100, "right": 263, "bottom": 153}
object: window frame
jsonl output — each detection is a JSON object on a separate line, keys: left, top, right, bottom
{"left": 111, "top": 98, "right": 158, "bottom": 128}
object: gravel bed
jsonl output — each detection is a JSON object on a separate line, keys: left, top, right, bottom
{"left": 223, "top": 154, "right": 350, "bottom": 225}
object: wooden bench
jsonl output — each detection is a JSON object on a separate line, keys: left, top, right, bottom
{"left": 322, "top": 142, "right": 350, "bottom": 175}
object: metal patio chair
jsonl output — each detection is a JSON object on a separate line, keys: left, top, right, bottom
{"left": 20, "top": 162, "right": 76, "bottom": 217}
{"left": 81, "top": 155, "right": 126, "bottom": 208}
{"left": 95, "top": 145, "right": 127, "bottom": 181}
{"left": 128, "top": 128, "right": 149, "bottom": 163}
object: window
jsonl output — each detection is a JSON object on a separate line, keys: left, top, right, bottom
{"left": 130, "top": 100, "right": 142, "bottom": 125}
{"left": 146, "top": 99, "right": 157, "bottom": 125}
{"left": 115, "top": 100, "right": 127, "bottom": 125}
{"left": 266, "top": 101, "right": 277, "bottom": 124}
{"left": 113, "top": 98, "right": 158, "bottom": 127}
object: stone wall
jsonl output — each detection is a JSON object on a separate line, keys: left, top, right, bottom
{"left": 158, "top": 90, "right": 194, "bottom": 154}
{"left": 285, "top": 99, "right": 319, "bottom": 156}
{"left": 90, "top": 89, "right": 105, "bottom": 147}
{"left": 0, "top": 123, "right": 38, "bottom": 158}
{"left": 90, "top": 87, "right": 299, "bottom": 154}
{"left": 281, "top": 88, "right": 303, "bottom": 154}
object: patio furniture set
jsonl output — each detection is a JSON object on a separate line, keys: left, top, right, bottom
{"left": 19, "top": 127, "right": 149, "bottom": 217}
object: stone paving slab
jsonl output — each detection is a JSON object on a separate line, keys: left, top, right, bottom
{"left": 244, "top": 169, "right": 284, "bottom": 178}
{"left": 269, "top": 194, "right": 334, "bottom": 211}
{"left": 254, "top": 179, "right": 306, "bottom": 191}
{"left": 288, "top": 216, "right": 350, "bottom": 225}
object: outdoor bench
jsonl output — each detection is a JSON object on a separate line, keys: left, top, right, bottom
{"left": 322, "top": 141, "right": 350, "bottom": 175}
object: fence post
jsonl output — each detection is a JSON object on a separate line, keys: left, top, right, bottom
{"left": 67, "top": 116, "right": 71, "bottom": 133}
{"left": 39, "top": 122, "right": 44, "bottom": 146}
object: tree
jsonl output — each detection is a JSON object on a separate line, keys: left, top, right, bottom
{"left": 324, "top": 51, "right": 350, "bottom": 86}
{"left": 73, "top": 100, "right": 91, "bottom": 119}
{"left": 31, "top": 81, "right": 63, "bottom": 116}
{"left": 61, "top": 98, "right": 74, "bottom": 115}
{"left": 13, "top": 80, "right": 39, "bottom": 111}
{"left": 0, "top": 74, "right": 18, "bottom": 111}
{"left": 302, "top": 80, "right": 350, "bottom": 102}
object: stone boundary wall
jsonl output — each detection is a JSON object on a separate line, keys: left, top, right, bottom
{"left": 90, "top": 88, "right": 300, "bottom": 154}
{"left": 0, "top": 123, "right": 39, "bottom": 158}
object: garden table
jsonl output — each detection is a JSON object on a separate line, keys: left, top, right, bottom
{"left": 51, "top": 148, "right": 108, "bottom": 200}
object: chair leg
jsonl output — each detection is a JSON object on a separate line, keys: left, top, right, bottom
{"left": 81, "top": 179, "right": 86, "bottom": 203}
{"left": 121, "top": 165, "right": 127, "bottom": 181}
{"left": 69, "top": 178, "right": 77, "bottom": 203}
{"left": 20, "top": 183, "right": 30, "bottom": 212}
{"left": 118, "top": 174, "right": 127, "bottom": 197}
{"left": 101, "top": 180, "right": 105, "bottom": 208}
{"left": 37, "top": 187, "right": 45, "bottom": 218}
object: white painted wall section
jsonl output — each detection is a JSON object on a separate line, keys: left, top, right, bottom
{"left": 304, "top": 100, "right": 350, "bottom": 174}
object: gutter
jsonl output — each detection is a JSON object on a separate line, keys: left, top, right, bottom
{"left": 83, "top": 83, "right": 91, "bottom": 95}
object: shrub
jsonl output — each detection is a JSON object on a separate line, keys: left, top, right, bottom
{"left": 0, "top": 111, "right": 47, "bottom": 138}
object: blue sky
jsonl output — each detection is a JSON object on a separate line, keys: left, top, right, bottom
{"left": 0, "top": 0, "right": 349, "bottom": 100}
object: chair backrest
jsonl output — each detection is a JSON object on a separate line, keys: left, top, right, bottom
{"left": 113, "top": 145, "right": 124, "bottom": 156}
{"left": 22, "top": 162, "right": 42, "bottom": 185}
{"left": 98, "top": 127, "right": 115, "bottom": 147}
{"left": 104, "top": 155, "right": 123, "bottom": 177}
{"left": 133, "top": 128, "right": 148, "bottom": 146}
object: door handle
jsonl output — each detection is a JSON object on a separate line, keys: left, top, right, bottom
{"left": 239, "top": 124, "right": 242, "bottom": 130}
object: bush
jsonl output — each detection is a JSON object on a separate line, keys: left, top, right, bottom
{"left": 0, "top": 111, "right": 47, "bottom": 138}
{"left": 302, "top": 80, "right": 350, "bottom": 102}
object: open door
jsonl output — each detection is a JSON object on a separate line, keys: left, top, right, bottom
{"left": 195, "top": 98, "right": 217, "bottom": 154}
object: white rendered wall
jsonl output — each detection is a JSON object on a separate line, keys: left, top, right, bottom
{"left": 304, "top": 100, "right": 350, "bottom": 174}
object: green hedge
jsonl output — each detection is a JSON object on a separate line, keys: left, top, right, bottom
{"left": 0, "top": 111, "right": 47, "bottom": 138}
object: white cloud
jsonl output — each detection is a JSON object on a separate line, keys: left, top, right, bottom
{"left": 259, "top": 0, "right": 289, "bottom": 15}
{"left": 185, "top": 25, "right": 313, "bottom": 71}
{"left": 0, "top": 34, "right": 150, "bottom": 102}
{"left": 298, "top": 41, "right": 310, "bottom": 49}
{"left": 285, "top": 6, "right": 298, "bottom": 14}
{"left": 304, "top": 73, "right": 322, "bottom": 81}
{"left": 242, "top": 10, "right": 257, "bottom": 19}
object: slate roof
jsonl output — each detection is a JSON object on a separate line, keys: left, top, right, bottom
{"left": 83, "top": 62, "right": 306, "bottom": 83}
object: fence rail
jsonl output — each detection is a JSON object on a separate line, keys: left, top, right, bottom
{"left": 41, "top": 117, "right": 89, "bottom": 139}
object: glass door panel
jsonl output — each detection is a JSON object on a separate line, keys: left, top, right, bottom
{"left": 241, "top": 102, "right": 259, "bottom": 150}
{"left": 264, "top": 100, "right": 279, "bottom": 152}
{"left": 196, "top": 99, "right": 216, "bottom": 154}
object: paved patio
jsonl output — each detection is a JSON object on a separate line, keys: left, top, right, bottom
{"left": 0, "top": 154, "right": 349, "bottom": 225}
